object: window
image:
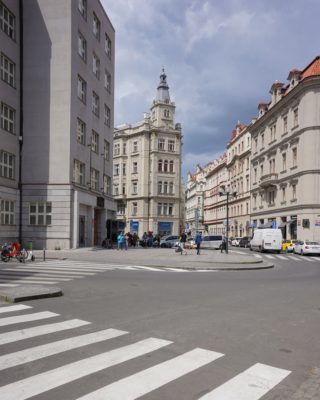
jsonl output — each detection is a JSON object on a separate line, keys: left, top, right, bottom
{"left": 292, "top": 184, "right": 296, "bottom": 199}
{"left": 158, "top": 181, "right": 162, "bottom": 194}
{"left": 168, "top": 140, "right": 175, "bottom": 152}
{"left": 0, "top": 53, "right": 15, "bottom": 87}
{"left": 0, "top": 1, "right": 15, "bottom": 39}
{"left": 169, "top": 182, "right": 174, "bottom": 194}
{"left": 254, "top": 168, "right": 257, "bottom": 182}
{"left": 104, "top": 140, "right": 110, "bottom": 161}
{"left": 132, "top": 202, "right": 137, "bottom": 216}
{"left": 77, "top": 118, "right": 86, "bottom": 145}
{"left": 132, "top": 161, "right": 138, "bottom": 174}
{"left": 158, "top": 202, "right": 173, "bottom": 215}
{"left": 158, "top": 138, "right": 165, "bottom": 151}
{"left": 29, "top": 202, "right": 52, "bottom": 225}
{"left": 105, "top": 33, "right": 112, "bottom": 58}
{"left": 0, "top": 199, "right": 14, "bottom": 225}
{"left": 78, "top": 0, "right": 87, "bottom": 19}
{"left": 163, "top": 181, "right": 168, "bottom": 194}
{"left": 133, "top": 141, "right": 138, "bottom": 153}
{"left": 282, "top": 187, "right": 286, "bottom": 202}
{"left": 169, "top": 160, "right": 174, "bottom": 173}
{"left": 164, "top": 109, "right": 170, "bottom": 118}
{"left": 117, "top": 203, "right": 125, "bottom": 215}
{"left": 164, "top": 160, "right": 168, "bottom": 172}
{"left": 93, "top": 13, "right": 100, "bottom": 40}
{"left": 104, "top": 104, "right": 110, "bottom": 127}
{"left": 103, "top": 175, "right": 111, "bottom": 195}
{"left": 104, "top": 69, "right": 111, "bottom": 92}
{"left": 113, "top": 143, "right": 120, "bottom": 156}
{"left": 158, "top": 159, "right": 163, "bottom": 172}
{"left": 1, "top": 102, "right": 15, "bottom": 133}
{"left": 92, "top": 91, "right": 99, "bottom": 116}
{"left": 268, "top": 190, "right": 275, "bottom": 205}
{"left": 73, "top": 159, "right": 85, "bottom": 185}
{"left": 254, "top": 138, "right": 258, "bottom": 151}
{"left": 260, "top": 164, "right": 264, "bottom": 177}
{"left": 113, "top": 184, "right": 119, "bottom": 196}
{"left": 122, "top": 183, "right": 126, "bottom": 195}
{"left": 123, "top": 142, "right": 126, "bottom": 155}
{"left": 77, "top": 75, "right": 86, "bottom": 103}
{"left": 270, "top": 123, "right": 276, "bottom": 141}
{"left": 90, "top": 168, "right": 99, "bottom": 190}
{"left": 78, "top": 32, "right": 87, "bottom": 62}
{"left": 292, "top": 148, "right": 297, "bottom": 167}
{"left": 122, "top": 163, "right": 126, "bottom": 175}
{"left": 269, "top": 159, "right": 275, "bottom": 173}
{"left": 92, "top": 53, "right": 100, "bottom": 78}
{"left": 293, "top": 108, "right": 298, "bottom": 127}
{"left": 114, "top": 164, "right": 119, "bottom": 176}
{"left": 91, "top": 130, "right": 99, "bottom": 153}
{"left": 283, "top": 116, "right": 288, "bottom": 133}
{"left": 132, "top": 181, "right": 138, "bottom": 195}
{"left": 0, "top": 150, "right": 14, "bottom": 179}
{"left": 261, "top": 133, "right": 264, "bottom": 148}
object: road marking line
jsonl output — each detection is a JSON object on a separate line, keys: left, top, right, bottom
{"left": 253, "top": 254, "right": 262, "bottom": 258}
{"left": 165, "top": 268, "right": 187, "bottom": 272}
{"left": 131, "top": 266, "right": 165, "bottom": 272}
{"left": 77, "top": 348, "right": 224, "bottom": 400}
{"left": 303, "top": 257, "right": 315, "bottom": 262}
{"left": 198, "top": 362, "right": 291, "bottom": 399}
{"left": 310, "top": 257, "right": 320, "bottom": 261}
{"left": 264, "top": 255, "right": 275, "bottom": 259}
{"left": 0, "top": 328, "right": 128, "bottom": 371}
{"left": 0, "top": 337, "right": 172, "bottom": 400}
{"left": 32, "top": 264, "right": 112, "bottom": 270}
{"left": 0, "top": 279, "right": 58, "bottom": 285}
{"left": 4, "top": 268, "right": 93, "bottom": 276}
{"left": 0, "top": 311, "right": 59, "bottom": 327}
{"left": 288, "top": 255, "right": 299, "bottom": 261}
{"left": 0, "top": 273, "right": 72, "bottom": 281}
{"left": 275, "top": 255, "right": 286, "bottom": 260}
{"left": 0, "top": 304, "right": 32, "bottom": 314}
{"left": 0, "top": 283, "right": 20, "bottom": 287}
{"left": 0, "top": 319, "right": 91, "bottom": 345}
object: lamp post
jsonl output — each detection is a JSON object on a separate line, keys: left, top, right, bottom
{"left": 219, "top": 188, "right": 237, "bottom": 254}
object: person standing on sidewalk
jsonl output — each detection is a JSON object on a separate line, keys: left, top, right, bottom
{"left": 195, "top": 231, "right": 202, "bottom": 255}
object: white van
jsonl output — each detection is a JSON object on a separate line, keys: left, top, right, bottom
{"left": 250, "top": 229, "right": 283, "bottom": 253}
{"left": 201, "top": 235, "right": 224, "bottom": 249}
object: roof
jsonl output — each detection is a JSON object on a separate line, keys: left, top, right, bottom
{"left": 301, "top": 56, "right": 320, "bottom": 80}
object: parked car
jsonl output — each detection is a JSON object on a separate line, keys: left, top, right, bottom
{"left": 160, "top": 235, "right": 180, "bottom": 248}
{"left": 239, "top": 237, "right": 251, "bottom": 248}
{"left": 250, "top": 228, "right": 283, "bottom": 253}
{"left": 293, "top": 240, "right": 320, "bottom": 255}
{"left": 201, "top": 235, "right": 224, "bottom": 249}
{"left": 281, "top": 239, "right": 297, "bottom": 252}
{"left": 231, "top": 237, "right": 242, "bottom": 246}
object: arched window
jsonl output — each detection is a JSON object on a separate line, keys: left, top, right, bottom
{"left": 158, "top": 159, "right": 163, "bottom": 172}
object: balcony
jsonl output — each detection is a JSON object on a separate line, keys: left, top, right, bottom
{"left": 259, "top": 172, "right": 278, "bottom": 188}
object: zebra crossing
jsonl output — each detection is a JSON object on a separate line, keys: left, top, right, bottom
{"left": 0, "top": 304, "right": 291, "bottom": 399}
{"left": 231, "top": 250, "right": 320, "bottom": 263}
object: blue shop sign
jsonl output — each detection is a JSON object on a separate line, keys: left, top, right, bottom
{"left": 130, "top": 220, "right": 139, "bottom": 231}
{"left": 158, "top": 222, "right": 172, "bottom": 230}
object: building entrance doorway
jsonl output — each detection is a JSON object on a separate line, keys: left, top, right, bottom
{"left": 79, "top": 216, "right": 85, "bottom": 247}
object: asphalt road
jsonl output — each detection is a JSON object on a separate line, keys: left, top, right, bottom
{"left": 0, "top": 247, "right": 319, "bottom": 399}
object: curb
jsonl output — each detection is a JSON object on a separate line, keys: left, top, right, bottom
{"left": 142, "top": 262, "right": 274, "bottom": 271}
{"left": 0, "top": 285, "right": 63, "bottom": 303}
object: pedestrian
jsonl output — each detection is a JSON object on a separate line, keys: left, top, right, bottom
{"left": 143, "top": 232, "right": 148, "bottom": 247}
{"left": 220, "top": 237, "right": 226, "bottom": 253}
{"left": 117, "top": 232, "right": 126, "bottom": 250}
{"left": 179, "top": 232, "right": 187, "bottom": 255}
{"left": 195, "top": 231, "right": 202, "bottom": 255}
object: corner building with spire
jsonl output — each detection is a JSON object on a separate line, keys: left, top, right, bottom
{"left": 113, "top": 70, "right": 183, "bottom": 237}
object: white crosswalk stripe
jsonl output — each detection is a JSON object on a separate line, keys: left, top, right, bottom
{"left": 253, "top": 254, "right": 262, "bottom": 258}
{"left": 303, "top": 257, "right": 316, "bottom": 262}
{"left": 0, "top": 311, "right": 58, "bottom": 327}
{"left": 198, "top": 363, "right": 291, "bottom": 399}
{"left": 0, "top": 283, "right": 20, "bottom": 287}
{"left": 275, "top": 255, "right": 287, "bottom": 260}
{"left": 77, "top": 348, "right": 224, "bottom": 400}
{"left": 0, "top": 306, "right": 291, "bottom": 399}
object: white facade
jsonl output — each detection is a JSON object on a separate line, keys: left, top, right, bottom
{"left": 185, "top": 165, "right": 206, "bottom": 235}
{"left": 113, "top": 70, "right": 183, "bottom": 237}
{"left": 250, "top": 56, "right": 320, "bottom": 240}
{"left": 0, "top": 0, "right": 115, "bottom": 249}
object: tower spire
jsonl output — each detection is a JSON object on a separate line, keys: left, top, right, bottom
{"left": 156, "top": 68, "right": 170, "bottom": 102}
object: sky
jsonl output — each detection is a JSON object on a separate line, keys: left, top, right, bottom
{"left": 101, "top": 0, "right": 320, "bottom": 180}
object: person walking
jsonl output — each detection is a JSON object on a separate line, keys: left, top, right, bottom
{"left": 220, "top": 237, "right": 226, "bottom": 253}
{"left": 194, "top": 231, "right": 202, "bottom": 255}
{"left": 179, "top": 232, "right": 187, "bottom": 255}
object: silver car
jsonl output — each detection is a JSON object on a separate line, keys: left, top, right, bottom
{"left": 293, "top": 240, "right": 320, "bottom": 255}
{"left": 160, "top": 235, "right": 180, "bottom": 248}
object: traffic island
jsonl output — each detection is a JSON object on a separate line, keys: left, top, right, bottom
{"left": 0, "top": 285, "right": 63, "bottom": 303}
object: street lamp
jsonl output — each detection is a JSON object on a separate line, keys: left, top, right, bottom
{"left": 219, "top": 188, "right": 237, "bottom": 254}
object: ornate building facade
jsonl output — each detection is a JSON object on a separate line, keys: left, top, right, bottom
{"left": 113, "top": 70, "right": 183, "bottom": 237}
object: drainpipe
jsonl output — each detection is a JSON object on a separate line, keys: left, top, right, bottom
{"left": 18, "top": 0, "right": 24, "bottom": 244}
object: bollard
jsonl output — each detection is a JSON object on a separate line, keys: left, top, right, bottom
{"left": 43, "top": 248, "right": 46, "bottom": 261}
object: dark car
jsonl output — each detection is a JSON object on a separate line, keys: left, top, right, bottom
{"left": 239, "top": 236, "right": 251, "bottom": 248}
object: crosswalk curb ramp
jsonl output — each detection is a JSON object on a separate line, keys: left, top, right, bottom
{"left": 0, "top": 304, "right": 291, "bottom": 399}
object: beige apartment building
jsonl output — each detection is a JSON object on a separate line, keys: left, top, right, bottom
{"left": 185, "top": 165, "right": 206, "bottom": 235}
{"left": 203, "top": 155, "right": 227, "bottom": 234}
{"left": 250, "top": 56, "right": 320, "bottom": 240}
{"left": 113, "top": 70, "right": 183, "bottom": 237}
{"left": 226, "top": 122, "right": 252, "bottom": 237}
{"left": 0, "top": 0, "right": 115, "bottom": 249}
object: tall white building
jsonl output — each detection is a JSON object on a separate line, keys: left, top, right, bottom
{"left": 113, "top": 70, "right": 183, "bottom": 237}
{"left": 0, "top": 0, "right": 115, "bottom": 249}
{"left": 250, "top": 56, "right": 320, "bottom": 240}
{"left": 185, "top": 165, "right": 206, "bottom": 235}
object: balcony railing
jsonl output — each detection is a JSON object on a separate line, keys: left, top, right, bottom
{"left": 259, "top": 172, "right": 278, "bottom": 188}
